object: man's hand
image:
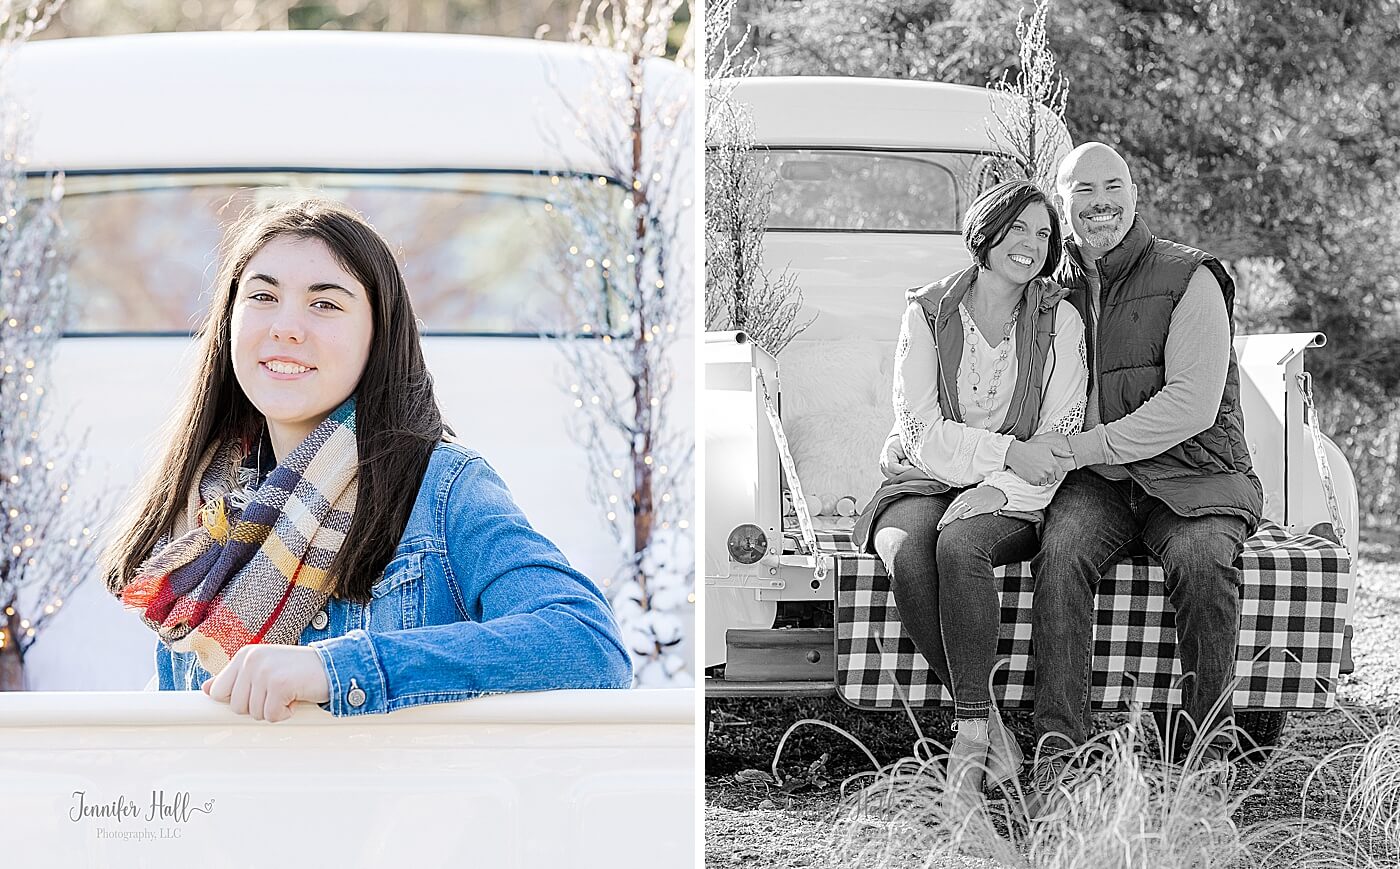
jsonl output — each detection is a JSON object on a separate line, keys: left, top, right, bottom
{"left": 938, "top": 485, "right": 1009, "bottom": 529}
{"left": 1005, "top": 439, "right": 1071, "bottom": 486}
{"left": 203, "top": 644, "right": 331, "bottom": 723}
{"left": 1031, "top": 431, "right": 1078, "bottom": 476}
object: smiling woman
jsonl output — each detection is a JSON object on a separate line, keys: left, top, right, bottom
{"left": 849, "top": 179, "right": 1088, "bottom": 802}
{"left": 99, "top": 198, "right": 632, "bottom": 721}
{"left": 234, "top": 236, "right": 375, "bottom": 461}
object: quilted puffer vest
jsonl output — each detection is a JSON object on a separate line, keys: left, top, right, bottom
{"left": 1057, "top": 217, "right": 1262, "bottom": 529}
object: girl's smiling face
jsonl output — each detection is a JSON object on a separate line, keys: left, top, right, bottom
{"left": 230, "top": 235, "right": 374, "bottom": 459}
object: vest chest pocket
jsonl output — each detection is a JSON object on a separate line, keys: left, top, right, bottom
{"left": 367, "top": 552, "right": 424, "bottom": 631}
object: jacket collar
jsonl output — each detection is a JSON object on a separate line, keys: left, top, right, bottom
{"left": 908, "top": 263, "right": 1052, "bottom": 327}
{"left": 1065, "top": 215, "right": 1154, "bottom": 288}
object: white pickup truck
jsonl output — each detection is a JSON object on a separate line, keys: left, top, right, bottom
{"left": 8, "top": 30, "right": 695, "bottom": 691}
{"left": 705, "top": 77, "right": 1356, "bottom": 749}
{"left": 1, "top": 31, "right": 694, "bottom": 867}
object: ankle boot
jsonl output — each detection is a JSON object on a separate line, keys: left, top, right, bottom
{"left": 945, "top": 720, "right": 990, "bottom": 807}
{"left": 985, "top": 705, "right": 1024, "bottom": 791}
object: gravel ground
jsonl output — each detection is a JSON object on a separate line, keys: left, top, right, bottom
{"left": 704, "top": 530, "right": 1400, "bottom": 867}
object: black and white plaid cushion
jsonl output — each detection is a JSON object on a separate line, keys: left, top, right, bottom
{"left": 830, "top": 520, "right": 1350, "bottom": 710}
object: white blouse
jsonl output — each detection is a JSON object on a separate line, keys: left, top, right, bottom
{"left": 892, "top": 298, "right": 1089, "bottom": 511}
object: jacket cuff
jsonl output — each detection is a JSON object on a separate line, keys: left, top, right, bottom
{"left": 1068, "top": 428, "right": 1110, "bottom": 468}
{"left": 310, "top": 629, "right": 388, "bottom": 717}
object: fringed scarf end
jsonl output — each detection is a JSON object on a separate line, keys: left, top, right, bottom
{"left": 120, "top": 576, "right": 165, "bottom": 611}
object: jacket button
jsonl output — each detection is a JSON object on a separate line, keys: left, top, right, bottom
{"left": 311, "top": 610, "right": 328, "bottom": 631}
{"left": 346, "top": 679, "right": 366, "bottom": 708}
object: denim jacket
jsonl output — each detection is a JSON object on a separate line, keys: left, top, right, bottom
{"left": 155, "top": 441, "right": 633, "bottom": 714}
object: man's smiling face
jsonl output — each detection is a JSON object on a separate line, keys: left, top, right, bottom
{"left": 1055, "top": 142, "right": 1139, "bottom": 258}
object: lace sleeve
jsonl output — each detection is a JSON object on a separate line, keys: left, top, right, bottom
{"left": 1037, "top": 309, "right": 1089, "bottom": 438}
{"left": 1048, "top": 398, "right": 1087, "bottom": 436}
{"left": 892, "top": 312, "right": 934, "bottom": 476}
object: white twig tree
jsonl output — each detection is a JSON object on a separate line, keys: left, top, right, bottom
{"left": 984, "top": 0, "right": 1070, "bottom": 194}
{"left": 543, "top": 0, "right": 695, "bottom": 686}
{"left": 0, "top": 0, "right": 106, "bottom": 691}
{"left": 703, "top": 0, "right": 810, "bottom": 355}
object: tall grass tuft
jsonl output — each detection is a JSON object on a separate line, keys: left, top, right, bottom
{"left": 794, "top": 704, "right": 1400, "bottom": 868}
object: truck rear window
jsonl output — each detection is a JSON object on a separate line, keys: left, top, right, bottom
{"left": 41, "top": 171, "right": 620, "bottom": 336}
{"left": 761, "top": 149, "right": 1006, "bottom": 233}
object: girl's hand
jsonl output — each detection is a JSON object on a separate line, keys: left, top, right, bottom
{"left": 938, "top": 485, "right": 1009, "bottom": 529}
{"left": 202, "top": 644, "right": 331, "bottom": 723}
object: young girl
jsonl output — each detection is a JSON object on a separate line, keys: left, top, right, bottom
{"left": 852, "top": 180, "right": 1089, "bottom": 802}
{"left": 103, "top": 198, "right": 631, "bottom": 721}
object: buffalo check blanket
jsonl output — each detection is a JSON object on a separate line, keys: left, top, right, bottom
{"left": 812, "top": 520, "right": 1350, "bottom": 711}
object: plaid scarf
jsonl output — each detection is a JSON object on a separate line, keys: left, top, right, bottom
{"left": 116, "top": 398, "right": 359, "bottom": 675}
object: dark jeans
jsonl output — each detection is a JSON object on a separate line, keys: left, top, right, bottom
{"left": 1031, "top": 470, "right": 1248, "bottom": 753}
{"left": 871, "top": 490, "right": 1038, "bottom": 719}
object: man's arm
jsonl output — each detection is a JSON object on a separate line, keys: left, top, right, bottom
{"left": 1066, "top": 267, "right": 1230, "bottom": 467}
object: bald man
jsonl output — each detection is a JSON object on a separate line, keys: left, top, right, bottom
{"left": 1027, "top": 143, "right": 1263, "bottom": 788}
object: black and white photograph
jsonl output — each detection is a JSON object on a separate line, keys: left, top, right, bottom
{"left": 703, "top": 1, "right": 1400, "bottom": 865}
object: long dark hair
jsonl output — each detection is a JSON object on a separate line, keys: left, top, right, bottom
{"left": 962, "top": 180, "right": 1063, "bottom": 279}
{"left": 103, "top": 197, "right": 445, "bottom": 603}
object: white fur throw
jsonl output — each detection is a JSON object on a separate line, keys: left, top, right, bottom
{"left": 778, "top": 339, "right": 897, "bottom": 512}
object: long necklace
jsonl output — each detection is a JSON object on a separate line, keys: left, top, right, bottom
{"left": 961, "top": 280, "right": 1021, "bottom": 414}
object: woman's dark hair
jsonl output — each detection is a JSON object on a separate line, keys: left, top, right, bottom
{"left": 103, "top": 197, "right": 445, "bottom": 603}
{"left": 961, "top": 180, "right": 1062, "bottom": 279}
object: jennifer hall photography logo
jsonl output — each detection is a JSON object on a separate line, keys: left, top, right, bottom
{"left": 68, "top": 789, "right": 217, "bottom": 842}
